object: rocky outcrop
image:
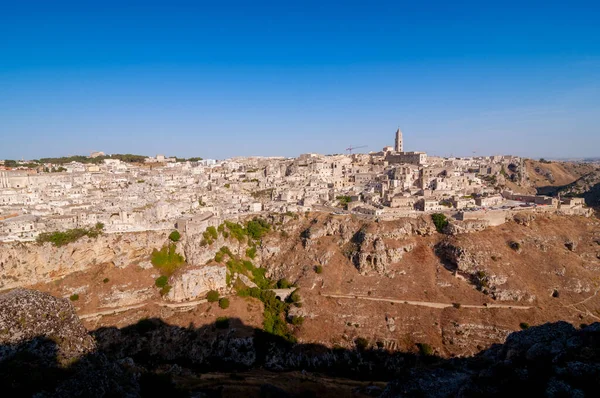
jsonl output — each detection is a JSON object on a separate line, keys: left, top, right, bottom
{"left": 0, "top": 289, "right": 95, "bottom": 365}
{"left": 2, "top": 290, "right": 599, "bottom": 397}
{"left": 0, "top": 231, "right": 167, "bottom": 290}
{"left": 435, "top": 241, "right": 535, "bottom": 302}
{"left": 353, "top": 235, "right": 415, "bottom": 277}
{"left": 165, "top": 264, "right": 227, "bottom": 302}
{"left": 444, "top": 219, "right": 489, "bottom": 235}
{"left": 513, "top": 212, "right": 536, "bottom": 226}
{"left": 382, "top": 322, "right": 600, "bottom": 397}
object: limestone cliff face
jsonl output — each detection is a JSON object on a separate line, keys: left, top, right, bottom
{"left": 166, "top": 265, "right": 227, "bottom": 302}
{"left": 0, "top": 231, "right": 168, "bottom": 290}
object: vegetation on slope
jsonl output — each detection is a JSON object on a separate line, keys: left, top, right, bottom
{"left": 36, "top": 223, "right": 105, "bottom": 247}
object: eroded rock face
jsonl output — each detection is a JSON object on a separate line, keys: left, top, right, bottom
{"left": 0, "top": 231, "right": 167, "bottom": 290}
{"left": 0, "top": 288, "right": 96, "bottom": 365}
{"left": 444, "top": 219, "right": 489, "bottom": 235}
{"left": 514, "top": 212, "right": 535, "bottom": 226}
{"left": 383, "top": 322, "right": 600, "bottom": 397}
{"left": 165, "top": 265, "right": 227, "bottom": 302}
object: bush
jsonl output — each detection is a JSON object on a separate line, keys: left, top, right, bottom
{"left": 219, "top": 297, "right": 230, "bottom": 309}
{"left": 103, "top": 278, "right": 109, "bottom": 283}
{"left": 69, "top": 294, "right": 79, "bottom": 301}
{"left": 207, "top": 290, "right": 220, "bottom": 302}
{"left": 520, "top": 322, "right": 530, "bottom": 330}
{"left": 155, "top": 276, "right": 169, "bottom": 288}
{"left": 289, "top": 315, "right": 304, "bottom": 326}
{"left": 314, "top": 265, "right": 323, "bottom": 274}
{"left": 168, "top": 230, "right": 181, "bottom": 242}
{"left": 36, "top": 223, "right": 104, "bottom": 247}
{"left": 355, "top": 337, "right": 369, "bottom": 351}
{"left": 214, "top": 251, "right": 224, "bottom": 263}
{"left": 431, "top": 213, "right": 448, "bottom": 233}
{"left": 509, "top": 241, "right": 522, "bottom": 251}
{"left": 151, "top": 244, "right": 185, "bottom": 276}
{"left": 417, "top": 342, "right": 433, "bottom": 356}
{"left": 337, "top": 195, "right": 352, "bottom": 207}
{"left": 246, "top": 246, "right": 257, "bottom": 259}
{"left": 206, "top": 226, "right": 218, "bottom": 240}
{"left": 287, "top": 289, "right": 301, "bottom": 305}
{"left": 246, "top": 218, "right": 270, "bottom": 240}
{"left": 452, "top": 302, "right": 461, "bottom": 309}
{"left": 216, "top": 317, "right": 229, "bottom": 329}
{"left": 277, "top": 278, "right": 291, "bottom": 289}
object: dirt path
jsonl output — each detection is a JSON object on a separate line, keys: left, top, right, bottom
{"left": 323, "top": 293, "right": 533, "bottom": 310}
{"left": 79, "top": 298, "right": 208, "bottom": 319}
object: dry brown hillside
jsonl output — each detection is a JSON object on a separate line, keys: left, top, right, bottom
{"left": 20, "top": 211, "right": 600, "bottom": 360}
{"left": 524, "top": 159, "right": 598, "bottom": 192}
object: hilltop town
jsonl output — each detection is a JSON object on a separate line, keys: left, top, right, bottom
{"left": 0, "top": 129, "right": 592, "bottom": 242}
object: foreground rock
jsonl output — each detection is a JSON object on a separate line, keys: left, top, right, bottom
{"left": 382, "top": 321, "right": 600, "bottom": 397}
{"left": 1, "top": 289, "right": 599, "bottom": 397}
{"left": 0, "top": 288, "right": 96, "bottom": 365}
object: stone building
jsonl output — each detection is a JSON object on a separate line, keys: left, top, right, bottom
{"left": 394, "top": 127, "right": 403, "bottom": 152}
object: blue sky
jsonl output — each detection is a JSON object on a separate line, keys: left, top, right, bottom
{"left": 1, "top": 1, "right": 599, "bottom": 160}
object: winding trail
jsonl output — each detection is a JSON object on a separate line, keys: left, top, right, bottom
{"left": 79, "top": 298, "right": 207, "bottom": 320}
{"left": 322, "top": 293, "right": 533, "bottom": 310}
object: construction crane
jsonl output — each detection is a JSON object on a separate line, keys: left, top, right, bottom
{"left": 345, "top": 145, "right": 368, "bottom": 154}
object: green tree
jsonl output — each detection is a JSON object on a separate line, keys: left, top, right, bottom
{"left": 168, "top": 230, "right": 181, "bottom": 242}
{"left": 431, "top": 213, "right": 448, "bottom": 233}
{"left": 155, "top": 276, "right": 169, "bottom": 288}
{"left": 218, "top": 297, "right": 230, "bottom": 309}
{"left": 207, "top": 290, "right": 220, "bottom": 302}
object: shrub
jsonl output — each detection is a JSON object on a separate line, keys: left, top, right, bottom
{"left": 452, "top": 302, "right": 461, "bottom": 309}
{"left": 509, "top": 241, "right": 522, "bottom": 251}
{"left": 280, "top": 231, "right": 289, "bottom": 238}
{"left": 337, "top": 195, "right": 352, "bottom": 207}
{"left": 287, "top": 289, "right": 301, "bottom": 304}
{"left": 219, "top": 297, "right": 230, "bottom": 309}
{"left": 206, "top": 226, "right": 218, "bottom": 240}
{"left": 155, "top": 276, "right": 169, "bottom": 288}
{"left": 168, "top": 230, "right": 181, "bottom": 242}
{"left": 214, "top": 251, "right": 224, "bottom": 263}
{"left": 246, "top": 246, "right": 257, "bottom": 259}
{"left": 246, "top": 218, "right": 270, "bottom": 240}
{"left": 103, "top": 278, "right": 109, "bottom": 283}
{"left": 36, "top": 223, "right": 104, "bottom": 247}
{"left": 69, "top": 294, "right": 79, "bottom": 301}
{"left": 520, "top": 322, "right": 530, "bottom": 330}
{"left": 417, "top": 342, "right": 433, "bottom": 356}
{"left": 159, "top": 285, "right": 171, "bottom": 296}
{"left": 216, "top": 317, "right": 229, "bottom": 329}
{"left": 355, "top": 337, "right": 369, "bottom": 351}
{"left": 224, "top": 183, "right": 231, "bottom": 188}
{"left": 314, "top": 265, "right": 323, "bottom": 274}
{"left": 277, "top": 278, "right": 291, "bottom": 289}
{"left": 207, "top": 290, "right": 220, "bottom": 302}
{"left": 289, "top": 315, "right": 304, "bottom": 326}
{"left": 151, "top": 244, "right": 185, "bottom": 276}
{"left": 431, "top": 213, "right": 448, "bottom": 233}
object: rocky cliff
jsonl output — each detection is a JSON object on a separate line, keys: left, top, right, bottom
{"left": 0, "top": 231, "right": 168, "bottom": 290}
{"left": 1, "top": 289, "right": 599, "bottom": 397}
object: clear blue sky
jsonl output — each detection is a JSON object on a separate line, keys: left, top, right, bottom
{"left": 1, "top": 0, "right": 599, "bottom": 160}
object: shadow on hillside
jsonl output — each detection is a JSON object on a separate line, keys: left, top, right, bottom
{"left": 2, "top": 318, "right": 600, "bottom": 397}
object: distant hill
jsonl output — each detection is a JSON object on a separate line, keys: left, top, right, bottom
{"left": 550, "top": 170, "right": 600, "bottom": 207}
